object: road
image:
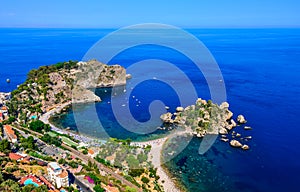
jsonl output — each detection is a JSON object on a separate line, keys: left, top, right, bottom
{"left": 12, "top": 124, "right": 142, "bottom": 192}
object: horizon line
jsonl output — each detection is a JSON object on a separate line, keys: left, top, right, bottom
{"left": 1, "top": 26, "right": 300, "bottom": 29}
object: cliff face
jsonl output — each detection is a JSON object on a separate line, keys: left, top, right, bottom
{"left": 75, "top": 60, "right": 126, "bottom": 88}
{"left": 8, "top": 60, "right": 127, "bottom": 122}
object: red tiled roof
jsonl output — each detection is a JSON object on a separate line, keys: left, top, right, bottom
{"left": 4, "top": 125, "right": 17, "bottom": 140}
{"left": 9, "top": 153, "right": 23, "bottom": 161}
{"left": 88, "top": 149, "right": 94, "bottom": 155}
{"left": 21, "top": 156, "right": 31, "bottom": 164}
{"left": 39, "top": 175, "right": 58, "bottom": 191}
{"left": 1, "top": 106, "right": 7, "bottom": 110}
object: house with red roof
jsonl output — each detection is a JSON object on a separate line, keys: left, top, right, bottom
{"left": 9, "top": 153, "right": 24, "bottom": 161}
{"left": 3, "top": 125, "right": 17, "bottom": 143}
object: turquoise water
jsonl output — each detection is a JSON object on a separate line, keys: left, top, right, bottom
{"left": 1, "top": 28, "right": 300, "bottom": 192}
{"left": 24, "top": 179, "right": 39, "bottom": 187}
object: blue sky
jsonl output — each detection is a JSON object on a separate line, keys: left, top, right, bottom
{"left": 0, "top": 0, "right": 299, "bottom": 28}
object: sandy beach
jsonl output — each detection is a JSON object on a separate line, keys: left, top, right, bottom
{"left": 133, "top": 137, "right": 181, "bottom": 192}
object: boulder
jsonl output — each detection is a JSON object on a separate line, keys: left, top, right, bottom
{"left": 126, "top": 74, "right": 132, "bottom": 79}
{"left": 220, "top": 102, "right": 229, "bottom": 109}
{"left": 230, "top": 119, "right": 237, "bottom": 127}
{"left": 237, "top": 115, "right": 247, "bottom": 124}
{"left": 236, "top": 133, "right": 241, "bottom": 137}
{"left": 226, "top": 110, "right": 233, "bottom": 120}
{"left": 244, "top": 136, "right": 252, "bottom": 140}
{"left": 220, "top": 138, "right": 229, "bottom": 142}
{"left": 230, "top": 140, "right": 243, "bottom": 148}
{"left": 165, "top": 106, "right": 170, "bottom": 110}
{"left": 241, "top": 145, "right": 250, "bottom": 150}
{"left": 160, "top": 112, "right": 173, "bottom": 123}
{"left": 176, "top": 107, "right": 184, "bottom": 112}
{"left": 219, "top": 128, "right": 228, "bottom": 135}
{"left": 174, "top": 116, "right": 182, "bottom": 124}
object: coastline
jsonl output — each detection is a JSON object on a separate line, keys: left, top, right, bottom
{"left": 41, "top": 101, "right": 181, "bottom": 192}
{"left": 133, "top": 138, "right": 181, "bottom": 192}
{"left": 39, "top": 101, "right": 101, "bottom": 145}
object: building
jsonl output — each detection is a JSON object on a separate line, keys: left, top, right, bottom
{"left": 9, "top": 153, "right": 24, "bottom": 161}
{"left": 47, "top": 162, "right": 69, "bottom": 189}
{"left": 0, "top": 106, "right": 8, "bottom": 115}
{"left": 0, "top": 105, "right": 9, "bottom": 122}
{"left": 0, "top": 92, "right": 11, "bottom": 104}
{"left": 3, "top": 125, "right": 17, "bottom": 143}
{"left": 87, "top": 149, "right": 95, "bottom": 158}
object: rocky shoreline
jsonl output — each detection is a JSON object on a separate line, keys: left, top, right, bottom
{"left": 160, "top": 98, "right": 253, "bottom": 151}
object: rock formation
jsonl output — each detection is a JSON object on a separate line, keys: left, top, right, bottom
{"left": 237, "top": 115, "right": 247, "bottom": 124}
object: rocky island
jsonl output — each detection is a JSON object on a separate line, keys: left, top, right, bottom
{"left": 160, "top": 98, "right": 252, "bottom": 150}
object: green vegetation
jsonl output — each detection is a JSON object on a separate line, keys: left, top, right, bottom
{"left": 40, "top": 133, "right": 62, "bottom": 147}
{"left": 125, "top": 186, "right": 137, "bottom": 192}
{"left": 124, "top": 175, "right": 141, "bottom": 187}
{"left": 128, "top": 168, "right": 144, "bottom": 177}
{"left": 93, "top": 184, "right": 105, "bottom": 192}
{"left": 0, "top": 173, "right": 48, "bottom": 192}
{"left": 20, "top": 136, "right": 36, "bottom": 150}
{"left": 0, "top": 139, "right": 11, "bottom": 154}
{"left": 141, "top": 176, "right": 150, "bottom": 184}
{"left": 29, "top": 120, "right": 50, "bottom": 133}
{"left": 27, "top": 150, "right": 54, "bottom": 161}
{"left": 48, "top": 131, "right": 79, "bottom": 146}
{"left": 60, "top": 136, "right": 79, "bottom": 147}
{"left": 58, "top": 158, "right": 67, "bottom": 164}
{"left": 1, "top": 116, "right": 16, "bottom": 125}
{"left": 7, "top": 60, "right": 78, "bottom": 124}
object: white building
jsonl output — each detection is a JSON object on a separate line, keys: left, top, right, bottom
{"left": 47, "top": 162, "right": 69, "bottom": 189}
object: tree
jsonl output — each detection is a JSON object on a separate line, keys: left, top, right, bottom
{"left": 141, "top": 176, "right": 150, "bottom": 184}
{"left": 126, "top": 155, "right": 139, "bottom": 169}
{"left": 0, "top": 179, "right": 20, "bottom": 191}
{"left": 128, "top": 168, "right": 144, "bottom": 177}
{"left": 21, "top": 136, "right": 36, "bottom": 150}
{"left": 125, "top": 138, "right": 132, "bottom": 145}
{"left": 0, "top": 172, "right": 3, "bottom": 183}
{"left": 29, "top": 120, "right": 50, "bottom": 133}
{"left": 82, "top": 149, "right": 88, "bottom": 155}
{"left": 207, "top": 100, "right": 212, "bottom": 107}
{"left": 93, "top": 184, "right": 105, "bottom": 192}
{"left": 137, "top": 153, "right": 147, "bottom": 163}
{"left": 21, "top": 184, "right": 36, "bottom": 192}
{"left": 35, "top": 185, "right": 48, "bottom": 192}
{"left": 0, "top": 139, "right": 11, "bottom": 154}
{"left": 58, "top": 158, "right": 66, "bottom": 164}
{"left": 40, "top": 134, "right": 62, "bottom": 147}
{"left": 3, "top": 116, "right": 16, "bottom": 124}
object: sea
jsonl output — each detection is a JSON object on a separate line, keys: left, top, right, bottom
{"left": 0, "top": 28, "right": 300, "bottom": 192}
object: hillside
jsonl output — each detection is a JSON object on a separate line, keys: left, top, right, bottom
{"left": 7, "top": 60, "right": 127, "bottom": 124}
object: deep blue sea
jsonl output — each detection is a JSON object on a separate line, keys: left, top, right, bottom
{"left": 0, "top": 28, "right": 300, "bottom": 192}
